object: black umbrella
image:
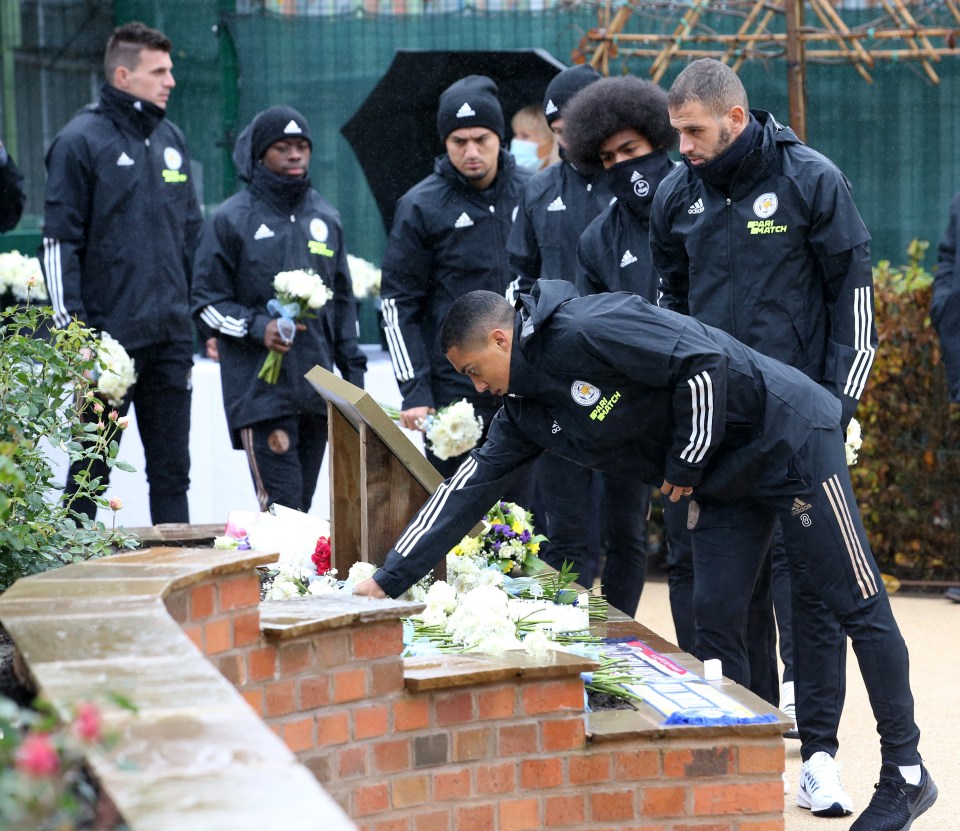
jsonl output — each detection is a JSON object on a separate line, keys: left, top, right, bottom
{"left": 341, "top": 49, "right": 567, "bottom": 234}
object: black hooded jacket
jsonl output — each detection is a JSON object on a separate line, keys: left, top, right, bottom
{"left": 380, "top": 149, "right": 531, "bottom": 412}
{"left": 374, "top": 280, "right": 840, "bottom": 596}
{"left": 40, "top": 83, "right": 203, "bottom": 349}
{"left": 650, "top": 110, "right": 876, "bottom": 427}
{"left": 191, "top": 124, "right": 366, "bottom": 446}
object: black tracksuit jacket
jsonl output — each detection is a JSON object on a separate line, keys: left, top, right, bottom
{"left": 374, "top": 280, "right": 840, "bottom": 596}
{"left": 650, "top": 110, "right": 876, "bottom": 427}
{"left": 934, "top": 191, "right": 960, "bottom": 402}
{"left": 380, "top": 150, "right": 531, "bottom": 412}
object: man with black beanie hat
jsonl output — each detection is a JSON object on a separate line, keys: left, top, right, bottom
{"left": 381, "top": 74, "right": 533, "bottom": 482}
{"left": 192, "top": 104, "right": 366, "bottom": 514}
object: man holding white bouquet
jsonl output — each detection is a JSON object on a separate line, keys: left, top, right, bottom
{"left": 192, "top": 105, "right": 366, "bottom": 513}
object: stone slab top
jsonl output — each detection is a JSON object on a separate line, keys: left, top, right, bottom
{"left": 403, "top": 649, "right": 598, "bottom": 691}
{"left": 260, "top": 593, "right": 426, "bottom": 639}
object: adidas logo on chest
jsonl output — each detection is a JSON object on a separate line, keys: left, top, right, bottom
{"left": 546, "top": 197, "right": 566, "bottom": 212}
{"left": 688, "top": 197, "right": 705, "bottom": 215}
{"left": 454, "top": 212, "right": 475, "bottom": 228}
{"left": 620, "top": 250, "right": 638, "bottom": 267}
{"left": 254, "top": 223, "right": 275, "bottom": 240}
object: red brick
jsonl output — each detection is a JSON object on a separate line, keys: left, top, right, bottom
{"left": 498, "top": 723, "right": 538, "bottom": 756}
{"left": 413, "top": 810, "right": 450, "bottom": 831}
{"left": 693, "top": 781, "right": 783, "bottom": 815}
{"left": 354, "top": 704, "right": 389, "bottom": 740}
{"left": 642, "top": 786, "right": 688, "bottom": 817}
{"left": 373, "top": 739, "right": 410, "bottom": 774}
{"left": 499, "top": 798, "right": 540, "bottom": 831}
{"left": 738, "top": 743, "right": 785, "bottom": 775}
{"left": 370, "top": 819, "right": 410, "bottom": 831}
{"left": 569, "top": 752, "right": 612, "bottom": 784}
{"left": 434, "top": 691, "right": 474, "bottom": 726}
{"left": 476, "top": 761, "right": 516, "bottom": 795}
{"left": 354, "top": 783, "right": 390, "bottom": 817}
{"left": 182, "top": 624, "right": 203, "bottom": 651}
{"left": 190, "top": 583, "right": 215, "bottom": 619}
{"left": 545, "top": 794, "right": 586, "bottom": 827}
{"left": 521, "top": 680, "right": 584, "bottom": 715}
{"left": 203, "top": 618, "right": 232, "bottom": 654}
{"left": 394, "top": 697, "right": 431, "bottom": 732}
{"left": 339, "top": 745, "right": 368, "bottom": 778}
{"left": 299, "top": 676, "right": 331, "bottom": 710}
{"left": 541, "top": 717, "right": 585, "bottom": 751}
{"left": 316, "top": 711, "right": 350, "bottom": 746}
{"left": 456, "top": 804, "right": 495, "bottom": 831}
{"left": 352, "top": 622, "right": 403, "bottom": 659}
{"left": 520, "top": 757, "right": 563, "bottom": 789}
{"left": 315, "top": 630, "right": 351, "bottom": 668}
{"left": 281, "top": 717, "right": 314, "bottom": 753}
{"left": 233, "top": 611, "right": 261, "bottom": 647}
{"left": 219, "top": 573, "right": 261, "bottom": 610}
{"left": 370, "top": 659, "right": 405, "bottom": 696}
{"left": 264, "top": 679, "right": 296, "bottom": 716}
{"left": 664, "top": 747, "right": 734, "bottom": 778}
{"left": 247, "top": 645, "right": 278, "bottom": 682}
{"left": 392, "top": 774, "right": 429, "bottom": 808}
{"left": 240, "top": 688, "right": 263, "bottom": 715}
{"left": 591, "top": 789, "right": 636, "bottom": 822}
{"left": 616, "top": 749, "right": 661, "bottom": 780}
{"left": 279, "top": 641, "right": 315, "bottom": 674}
{"left": 477, "top": 686, "right": 515, "bottom": 719}
{"left": 452, "top": 727, "right": 490, "bottom": 762}
{"left": 333, "top": 667, "right": 367, "bottom": 703}
{"left": 433, "top": 769, "right": 471, "bottom": 802}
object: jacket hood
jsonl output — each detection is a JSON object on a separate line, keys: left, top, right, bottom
{"left": 233, "top": 122, "right": 255, "bottom": 183}
{"left": 517, "top": 279, "right": 580, "bottom": 346}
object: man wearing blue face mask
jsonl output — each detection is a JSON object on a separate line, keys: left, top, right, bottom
{"left": 509, "top": 105, "right": 558, "bottom": 172}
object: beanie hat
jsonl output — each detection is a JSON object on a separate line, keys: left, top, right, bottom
{"left": 250, "top": 105, "right": 312, "bottom": 162}
{"left": 436, "top": 75, "right": 505, "bottom": 141}
{"left": 543, "top": 65, "right": 602, "bottom": 125}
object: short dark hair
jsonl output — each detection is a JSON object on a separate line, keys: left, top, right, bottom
{"left": 440, "top": 290, "right": 515, "bottom": 354}
{"left": 668, "top": 59, "right": 749, "bottom": 118}
{"left": 562, "top": 76, "right": 677, "bottom": 174}
{"left": 104, "top": 22, "right": 171, "bottom": 82}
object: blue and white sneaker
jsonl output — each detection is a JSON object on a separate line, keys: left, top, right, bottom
{"left": 798, "top": 751, "right": 854, "bottom": 817}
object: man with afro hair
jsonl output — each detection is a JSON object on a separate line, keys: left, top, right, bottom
{"left": 561, "top": 75, "right": 696, "bottom": 650}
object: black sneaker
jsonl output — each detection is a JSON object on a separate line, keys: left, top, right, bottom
{"left": 850, "top": 763, "right": 938, "bottom": 831}
{"left": 945, "top": 586, "right": 960, "bottom": 603}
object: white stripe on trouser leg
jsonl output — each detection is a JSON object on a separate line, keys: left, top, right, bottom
{"left": 240, "top": 427, "right": 270, "bottom": 512}
{"left": 821, "top": 474, "right": 879, "bottom": 599}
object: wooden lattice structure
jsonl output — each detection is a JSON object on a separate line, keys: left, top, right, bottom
{"left": 575, "top": 0, "right": 960, "bottom": 139}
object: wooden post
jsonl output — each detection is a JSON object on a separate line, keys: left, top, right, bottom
{"left": 784, "top": 0, "right": 808, "bottom": 142}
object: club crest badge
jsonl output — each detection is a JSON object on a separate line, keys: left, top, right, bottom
{"left": 310, "top": 218, "right": 329, "bottom": 242}
{"left": 571, "top": 380, "right": 601, "bottom": 407}
{"left": 753, "top": 192, "right": 778, "bottom": 219}
{"left": 163, "top": 147, "right": 183, "bottom": 170}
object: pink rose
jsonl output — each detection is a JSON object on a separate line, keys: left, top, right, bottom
{"left": 15, "top": 733, "right": 60, "bottom": 778}
{"left": 73, "top": 702, "right": 103, "bottom": 743}
{"left": 109, "top": 497, "right": 123, "bottom": 512}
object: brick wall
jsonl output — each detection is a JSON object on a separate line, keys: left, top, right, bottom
{"left": 166, "top": 579, "right": 785, "bottom": 831}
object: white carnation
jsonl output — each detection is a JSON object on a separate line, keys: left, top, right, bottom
{"left": 425, "top": 399, "right": 484, "bottom": 460}
{"left": 266, "top": 575, "right": 302, "bottom": 600}
{"left": 0, "top": 252, "right": 47, "bottom": 302}
{"left": 845, "top": 417, "right": 863, "bottom": 466}
{"left": 347, "top": 254, "right": 382, "bottom": 299}
{"left": 96, "top": 333, "right": 137, "bottom": 407}
{"left": 346, "top": 561, "right": 377, "bottom": 585}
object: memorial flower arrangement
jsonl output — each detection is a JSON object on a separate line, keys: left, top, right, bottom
{"left": 0, "top": 251, "right": 47, "bottom": 303}
{"left": 422, "top": 399, "right": 484, "bottom": 461}
{"left": 845, "top": 417, "right": 863, "bottom": 466}
{"left": 346, "top": 254, "right": 381, "bottom": 299}
{"left": 451, "top": 500, "right": 546, "bottom": 574}
{"left": 93, "top": 333, "right": 136, "bottom": 407}
{"left": 258, "top": 269, "right": 333, "bottom": 384}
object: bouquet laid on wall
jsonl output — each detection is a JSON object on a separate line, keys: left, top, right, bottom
{"left": 258, "top": 269, "right": 332, "bottom": 384}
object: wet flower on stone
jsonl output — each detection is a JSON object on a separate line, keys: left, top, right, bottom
{"left": 14, "top": 733, "right": 60, "bottom": 778}
{"left": 72, "top": 702, "right": 102, "bottom": 743}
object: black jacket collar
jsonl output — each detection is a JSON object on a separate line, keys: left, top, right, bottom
{"left": 97, "top": 83, "right": 166, "bottom": 141}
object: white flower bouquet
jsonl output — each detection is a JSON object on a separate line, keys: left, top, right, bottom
{"left": 845, "top": 417, "right": 863, "bottom": 466}
{"left": 94, "top": 333, "right": 137, "bottom": 407}
{"left": 346, "top": 254, "right": 381, "bottom": 299}
{"left": 423, "top": 399, "right": 484, "bottom": 461}
{"left": 0, "top": 251, "right": 47, "bottom": 303}
{"left": 258, "top": 269, "right": 333, "bottom": 384}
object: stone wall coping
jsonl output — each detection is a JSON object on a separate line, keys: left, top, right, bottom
{"left": 0, "top": 547, "right": 357, "bottom": 831}
{"left": 260, "top": 594, "right": 426, "bottom": 639}
{"left": 402, "top": 649, "right": 598, "bottom": 691}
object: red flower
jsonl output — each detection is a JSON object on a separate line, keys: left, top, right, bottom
{"left": 312, "top": 536, "right": 332, "bottom": 575}
{"left": 15, "top": 733, "right": 60, "bottom": 778}
{"left": 73, "top": 702, "right": 103, "bottom": 743}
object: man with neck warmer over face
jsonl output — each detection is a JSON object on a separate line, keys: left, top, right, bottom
{"left": 40, "top": 21, "right": 203, "bottom": 524}
{"left": 381, "top": 74, "right": 532, "bottom": 479}
{"left": 650, "top": 59, "right": 878, "bottom": 822}
{"left": 191, "top": 105, "right": 366, "bottom": 513}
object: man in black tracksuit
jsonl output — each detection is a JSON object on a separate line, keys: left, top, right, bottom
{"left": 933, "top": 191, "right": 960, "bottom": 404}
{"left": 381, "top": 75, "right": 532, "bottom": 478}
{"left": 650, "top": 59, "right": 875, "bottom": 818}
{"left": 355, "top": 281, "right": 937, "bottom": 831}
{"left": 191, "top": 106, "right": 366, "bottom": 513}
{"left": 40, "top": 22, "right": 202, "bottom": 524}
{"left": 561, "top": 75, "right": 696, "bottom": 651}
{"left": 0, "top": 140, "right": 25, "bottom": 233}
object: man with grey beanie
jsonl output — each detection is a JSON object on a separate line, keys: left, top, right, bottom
{"left": 381, "top": 74, "right": 533, "bottom": 483}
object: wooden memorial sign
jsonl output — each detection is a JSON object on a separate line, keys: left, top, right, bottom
{"left": 305, "top": 366, "right": 445, "bottom": 580}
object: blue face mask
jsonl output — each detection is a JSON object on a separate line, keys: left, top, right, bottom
{"left": 510, "top": 138, "right": 541, "bottom": 171}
